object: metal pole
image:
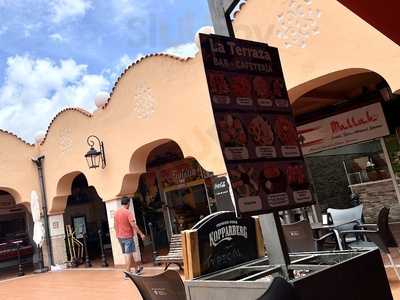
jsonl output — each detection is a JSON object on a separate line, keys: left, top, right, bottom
{"left": 15, "top": 241, "right": 25, "bottom": 277}
{"left": 207, "top": 0, "right": 241, "bottom": 37}
{"left": 207, "top": 0, "right": 291, "bottom": 275}
{"left": 380, "top": 138, "right": 400, "bottom": 203}
{"left": 98, "top": 229, "right": 108, "bottom": 267}
{"left": 32, "top": 156, "right": 54, "bottom": 266}
{"left": 83, "top": 233, "right": 92, "bottom": 268}
{"left": 148, "top": 222, "right": 159, "bottom": 265}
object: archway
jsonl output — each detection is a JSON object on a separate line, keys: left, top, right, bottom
{"left": 291, "top": 70, "right": 400, "bottom": 223}
{"left": 127, "top": 140, "right": 217, "bottom": 263}
{"left": 0, "top": 190, "right": 34, "bottom": 278}
{"left": 63, "top": 173, "right": 113, "bottom": 266}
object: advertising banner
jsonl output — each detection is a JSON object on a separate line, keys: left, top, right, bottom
{"left": 298, "top": 102, "right": 389, "bottom": 155}
{"left": 195, "top": 212, "right": 258, "bottom": 275}
{"left": 200, "top": 34, "right": 314, "bottom": 216}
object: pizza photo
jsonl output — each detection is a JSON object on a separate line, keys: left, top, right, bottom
{"left": 274, "top": 116, "right": 299, "bottom": 146}
{"left": 230, "top": 165, "right": 259, "bottom": 197}
{"left": 248, "top": 115, "right": 274, "bottom": 146}
{"left": 218, "top": 114, "right": 248, "bottom": 147}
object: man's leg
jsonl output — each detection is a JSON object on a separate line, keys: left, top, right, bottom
{"left": 124, "top": 253, "right": 133, "bottom": 273}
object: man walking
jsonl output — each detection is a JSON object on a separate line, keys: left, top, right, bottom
{"left": 114, "top": 196, "right": 145, "bottom": 277}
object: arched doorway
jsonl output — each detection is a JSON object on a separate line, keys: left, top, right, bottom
{"left": 132, "top": 141, "right": 217, "bottom": 262}
{"left": 63, "top": 173, "right": 113, "bottom": 266}
{"left": 0, "top": 190, "right": 34, "bottom": 278}
{"left": 292, "top": 71, "right": 400, "bottom": 222}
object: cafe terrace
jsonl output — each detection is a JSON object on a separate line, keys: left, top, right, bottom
{"left": 1, "top": 0, "right": 400, "bottom": 268}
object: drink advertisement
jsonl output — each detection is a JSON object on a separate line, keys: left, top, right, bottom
{"left": 200, "top": 33, "right": 314, "bottom": 216}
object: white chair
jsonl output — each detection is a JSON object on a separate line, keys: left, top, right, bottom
{"left": 327, "top": 205, "right": 363, "bottom": 243}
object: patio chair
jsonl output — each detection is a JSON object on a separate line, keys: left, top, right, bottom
{"left": 257, "top": 277, "right": 298, "bottom": 300}
{"left": 282, "top": 220, "right": 335, "bottom": 252}
{"left": 327, "top": 204, "right": 363, "bottom": 243}
{"left": 124, "top": 270, "right": 186, "bottom": 300}
{"left": 340, "top": 207, "right": 400, "bottom": 280}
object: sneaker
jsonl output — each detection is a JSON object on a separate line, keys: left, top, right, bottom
{"left": 135, "top": 266, "right": 144, "bottom": 275}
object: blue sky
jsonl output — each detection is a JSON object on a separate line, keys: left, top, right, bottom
{"left": 0, "top": 0, "right": 212, "bottom": 142}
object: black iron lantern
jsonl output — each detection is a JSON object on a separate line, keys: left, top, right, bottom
{"left": 85, "top": 135, "right": 106, "bottom": 169}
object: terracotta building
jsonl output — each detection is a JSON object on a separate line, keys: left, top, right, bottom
{"left": 1, "top": 0, "right": 400, "bottom": 267}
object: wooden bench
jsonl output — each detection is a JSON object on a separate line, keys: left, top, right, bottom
{"left": 155, "top": 234, "right": 183, "bottom": 271}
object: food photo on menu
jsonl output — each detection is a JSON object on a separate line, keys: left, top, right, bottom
{"left": 217, "top": 113, "right": 249, "bottom": 160}
{"left": 260, "top": 165, "right": 288, "bottom": 195}
{"left": 230, "top": 75, "right": 253, "bottom": 106}
{"left": 208, "top": 71, "right": 231, "bottom": 104}
{"left": 274, "top": 116, "right": 301, "bottom": 157}
{"left": 248, "top": 115, "right": 277, "bottom": 158}
{"left": 248, "top": 115, "right": 274, "bottom": 146}
{"left": 229, "top": 165, "right": 259, "bottom": 198}
{"left": 252, "top": 76, "right": 273, "bottom": 107}
{"left": 272, "top": 78, "right": 289, "bottom": 108}
{"left": 287, "top": 163, "right": 309, "bottom": 191}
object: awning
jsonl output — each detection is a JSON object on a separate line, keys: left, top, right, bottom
{"left": 338, "top": 0, "right": 400, "bottom": 46}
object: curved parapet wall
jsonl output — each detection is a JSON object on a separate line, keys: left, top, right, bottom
{"left": 1, "top": 0, "right": 400, "bottom": 214}
{"left": 41, "top": 54, "right": 226, "bottom": 213}
{"left": 0, "top": 130, "right": 39, "bottom": 204}
{"left": 233, "top": 0, "right": 400, "bottom": 98}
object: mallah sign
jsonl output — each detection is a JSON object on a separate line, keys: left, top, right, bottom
{"left": 200, "top": 33, "right": 314, "bottom": 216}
{"left": 298, "top": 102, "right": 389, "bottom": 155}
{"left": 195, "top": 211, "right": 259, "bottom": 276}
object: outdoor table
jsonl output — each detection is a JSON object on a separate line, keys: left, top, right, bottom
{"left": 311, "top": 220, "right": 360, "bottom": 250}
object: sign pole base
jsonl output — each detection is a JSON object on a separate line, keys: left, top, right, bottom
{"left": 259, "top": 212, "right": 290, "bottom": 278}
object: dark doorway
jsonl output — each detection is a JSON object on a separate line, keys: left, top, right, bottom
{"left": 63, "top": 174, "right": 112, "bottom": 265}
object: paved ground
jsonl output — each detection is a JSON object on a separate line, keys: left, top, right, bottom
{"left": 0, "top": 266, "right": 399, "bottom": 300}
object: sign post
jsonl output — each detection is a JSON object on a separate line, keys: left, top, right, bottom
{"left": 205, "top": 0, "right": 314, "bottom": 276}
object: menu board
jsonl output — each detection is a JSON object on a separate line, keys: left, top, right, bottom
{"left": 200, "top": 33, "right": 314, "bottom": 216}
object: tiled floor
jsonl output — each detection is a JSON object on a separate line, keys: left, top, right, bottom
{"left": 0, "top": 264, "right": 399, "bottom": 300}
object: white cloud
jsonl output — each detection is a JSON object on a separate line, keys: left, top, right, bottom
{"left": 50, "top": 0, "right": 92, "bottom": 23}
{"left": 111, "top": 0, "right": 147, "bottom": 22}
{"left": 0, "top": 55, "right": 109, "bottom": 142}
{"left": 49, "top": 33, "right": 66, "bottom": 42}
{"left": 163, "top": 42, "right": 198, "bottom": 58}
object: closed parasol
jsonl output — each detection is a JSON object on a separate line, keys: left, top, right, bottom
{"left": 31, "top": 191, "right": 44, "bottom": 248}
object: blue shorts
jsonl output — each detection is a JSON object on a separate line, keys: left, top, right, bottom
{"left": 118, "top": 238, "right": 135, "bottom": 254}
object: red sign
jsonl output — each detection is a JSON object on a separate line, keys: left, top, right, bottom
{"left": 200, "top": 34, "right": 314, "bottom": 216}
{"left": 298, "top": 103, "right": 389, "bottom": 155}
{"left": 159, "top": 159, "right": 203, "bottom": 188}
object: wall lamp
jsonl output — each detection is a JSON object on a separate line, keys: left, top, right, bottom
{"left": 85, "top": 135, "right": 106, "bottom": 169}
